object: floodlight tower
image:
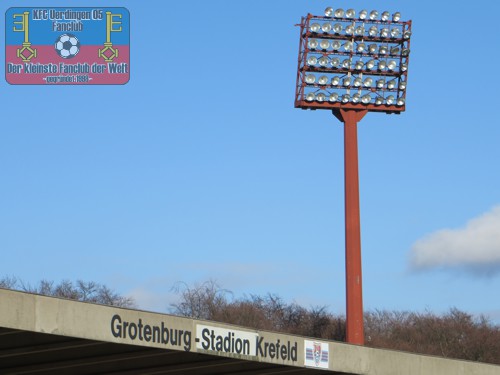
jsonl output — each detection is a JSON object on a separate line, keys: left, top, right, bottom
{"left": 295, "top": 7, "right": 412, "bottom": 345}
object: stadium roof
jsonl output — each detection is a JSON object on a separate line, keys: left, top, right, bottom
{"left": 1, "top": 288, "right": 499, "bottom": 375}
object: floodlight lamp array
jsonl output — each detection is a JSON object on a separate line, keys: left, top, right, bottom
{"left": 295, "top": 7, "right": 412, "bottom": 113}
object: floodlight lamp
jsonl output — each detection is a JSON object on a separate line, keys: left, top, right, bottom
{"left": 359, "top": 10, "right": 368, "bottom": 20}
{"left": 331, "top": 57, "right": 340, "bottom": 67}
{"left": 401, "top": 62, "right": 408, "bottom": 72}
{"left": 375, "top": 96, "right": 384, "bottom": 105}
{"left": 322, "top": 23, "right": 332, "bottom": 33}
{"left": 310, "top": 23, "right": 321, "bottom": 33}
{"left": 387, "top": 60, "right": 397, "bottom": 70}
{"left": 353, "top": 77, "right": 362, "bottom": 87}
{"left": 331, "top": 76, "right": 340, "bottom": 85}
{"left": 305, "top": 74, "right": 316, "bottom": 84}
{"left": 332, "top": 41, "right": 341, "bottom": 50}
{"left": 334, "top": 8, "right": 345, "bottom": 18}
{"left": 376, "top": 79, "right": 385, "bottom": 88}
{"left": 342, "top": 59, "right": 351, "bottom": 69}
{"left": 306, "top": 92, "right": 315, "bottom": 101}
{"left": 392, "top": 12, "right": 401, "bottom": 22}
{"left": 344, "top": 41, "right": 353, "bottom": 51}
{"left": 352, "top": 93, "right": 361, "bottom": 103}
{"left": 396, "top": 97, "right": 405, "bottom": 106}
{"left": 346, "top": 9, "right": 356, "bottom": 19}
{"left": 386, "top": 95, "right": 395, "bottom": 105}
{"left": 369, "top": 10, "right": 379, "bottom": 20}
{"left": 356, "top": 43, "right": 366, "bottom": 52}
{"left": 378, "top": 60, "right": 387, "bottom": 70}
{"left": 320, "top": 40, "right": 330, "bottom": 50}
{"left": 368, "top": 26, "right": 378, "bottom": 37}
{"left": 343, "top": 77, "right": 352, "bottom": 86}
{"left": 355, "top": 60, "right": 364, "bottom": 70}
{"left": 308, "top": 39, "right": 319, "bottom": 49}
{"left": 380, "top": 28, "right": 389, "bottom": 38}
{"left": 379, "top": 45, "right": 388, "bottom": 55}
{"left": 402, "top": 48, "right": 410, "bottom": 56}
{"left": 333, "top": 23, "right": 343, "bottom": 33}
{"left": 329, "top": 92, "right": 339, "bottom": 102}
{"left": 387, "top": 79, "right": 396, "bottom": 89}
{"left": 319, "top": 56, "right": 329, "bottom": 66}
{"left": 368, "top": 44, "right": 377, "bottom": 53}
{"left": 318, "top": 75, "right": 329, "bottom": 85}
{"left": 355, "top": 26, "right": 365, "bottom": 36}
{"left": 361, "top": 94, "right": 371, "bottom": 104}
{"left": 316, "top": 93, "right": 326, "bottom": 102}
{"left": 363, "top": 77, "right": 373, "bottom": 87}
{"left": 366, "top": 59, "right": 376, "bottom": 70}
{"left": 341, "top": 93, "right": 351, "bottom": 103}
{"left": 399, "top": 81, "right": 407, "bottom": 90}
{"left": 390, "top": 28, "right": 401, "bottom": 38}
{"left": 345, "top": 25, "right": 355, "bottom": 35}
{"left": 325, "top": 7, "right": 334, "bottom": 17}
{"left": 381, "top": 11, "right": 390, "bottom": 21}
{"left": 307, "top": 56, "right": 318, "bottom": 66}
{"left": 403, "top": 30, "right": 412, "bottom": 39}
{"left": 390, "top": 46, "right": 400, "bottom": 55}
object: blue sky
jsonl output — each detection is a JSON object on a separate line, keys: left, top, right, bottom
{"left": 2, "top": 0, "right": 500, "bottom": 323}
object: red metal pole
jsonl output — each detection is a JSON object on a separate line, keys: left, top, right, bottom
{"left": 333, "top": 108, "right": 367, "bottom": 345}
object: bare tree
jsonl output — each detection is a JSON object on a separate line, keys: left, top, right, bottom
{"left": 0, "top": 276, "right": 135, "bottom": 308}
{"left": 0, "top": 276, "right": 18, "bottom": 289}
{"left": 170, "top": 279, "right": 231, "bottom": 319}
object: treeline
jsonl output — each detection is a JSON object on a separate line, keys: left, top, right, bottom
{"left": 1, "top": 277, "right": 498, "bottom": 365}
{"left": 170, "top": 280, "right": 345, "bottom": 340}
{"left": 364, "top": 309, "right": 500, "bottom": 365}
{"left": 0, "top": 276, "right": 135, "bottom": 308}
{"left": 170, "top": 280, "right": 500, "bottom": 365}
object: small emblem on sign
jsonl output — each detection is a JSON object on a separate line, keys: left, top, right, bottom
{"left": 304, "top": 340, "right": 329, "bottom": 369}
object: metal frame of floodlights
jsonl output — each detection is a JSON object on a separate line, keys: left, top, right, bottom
{"left": 294, "top": 7, "right": 412, "bottom": 346}
{"left": 295, "top": 8, "right": 412, "bottom": 112}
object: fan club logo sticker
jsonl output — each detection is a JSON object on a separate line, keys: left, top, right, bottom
{"left": 304, "top": 340, "right": 329, "bottom": 369}
{"left": 5, "top": 7, "right": 130, "bottom": 85}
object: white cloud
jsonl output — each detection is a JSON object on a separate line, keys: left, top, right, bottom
{"left": 410, "top": 205, "right": 500, "bottom": 275}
